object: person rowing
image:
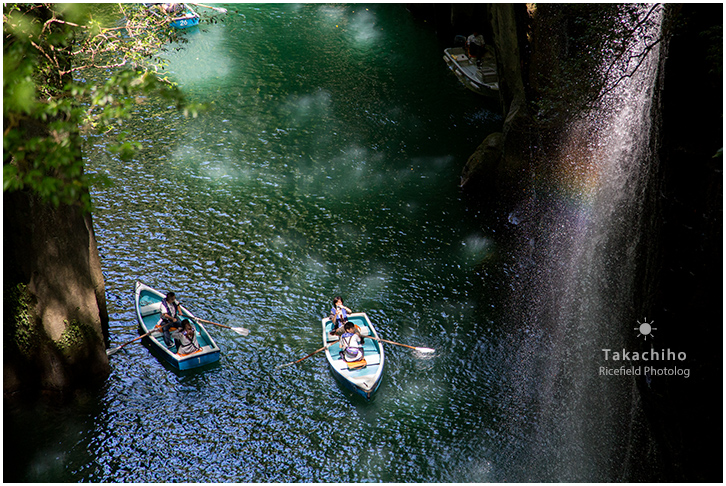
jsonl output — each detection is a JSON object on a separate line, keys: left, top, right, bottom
{"left": 339, "top": 322, "right": 365, "bottom": 363}
{"left": 159, "top": 291, "right": 182, "bottom": 347}
{"left": 172, "top": 320, "right": 202, "bottom": 355}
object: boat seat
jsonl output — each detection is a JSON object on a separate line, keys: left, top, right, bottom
{"left": 346, "top": 359, "right": 367, "bottom": 370}
{"left": 140, "top": 303, "right": 160, "bottom": 317}
{"left": 334, "top": 352, "right": 380, "bottom": 371}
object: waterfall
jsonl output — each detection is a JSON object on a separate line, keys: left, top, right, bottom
{"left": 497, "top": 5, "right": 666, "bottom": 481}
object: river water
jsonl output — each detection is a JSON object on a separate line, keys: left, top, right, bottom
{"left": 6, "top": 5, "right": 510, "bottom": 482}
{"left": 5, "top": 4, "right": 674, "bottom": 483}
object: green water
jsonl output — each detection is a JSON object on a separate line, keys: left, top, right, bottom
{"left": 5, "top": 4, "right": 511, "bottom": 482}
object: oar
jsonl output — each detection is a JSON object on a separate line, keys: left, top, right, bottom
{"left": 196, "top": 317, "right": 250, "bottom": 336}
{"left": 107, "top": 326, "right": 160, "bottom": 356}
{"left": 177, "top": 305, "right": 250, "bottom": 336}
{"left": 188, "top": 2, "right": 227, "bottom": 13}
{"left": 367, "top": 335, "right": 435, "bottom": 354}
{"left": 276, "top": 339, "right": 339, "bottom": 369}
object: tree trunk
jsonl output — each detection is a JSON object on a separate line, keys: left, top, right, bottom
{"left": 4, "top": 190, "right": 110, "bottom": 398}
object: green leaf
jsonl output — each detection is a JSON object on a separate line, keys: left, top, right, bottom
{"left": 5, "top": 76, "right": 36, "bottom": 114}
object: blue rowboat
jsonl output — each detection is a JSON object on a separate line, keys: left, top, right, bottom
{"left": 168, "top": 5, "right": 200, "bottom": 29}
{"left": 134, "top": 281, "right": 220, "bottom": 370}
{"left": 323, "top": 312, "right": 385, "bottom": 399}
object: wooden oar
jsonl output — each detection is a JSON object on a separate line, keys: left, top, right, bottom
{"left": 179, "top": 304, "right": 250, "bottom": 336}
{"left": 276, "top": 339, "right": 339, "bottom": 369}
{"left": 188, "top": 2, "right": 227, "bottom": 13}
{"left": 196, "top": 317, "right": 250, "bottom": 336}
{"left": 178, "top": 305, "right": 250, "bottom": 336}
{"left": 107, "top": 326, "right": 160, "bottom": 356}
{"left": 367, "top": 335, "right": 435, "bottom": 354}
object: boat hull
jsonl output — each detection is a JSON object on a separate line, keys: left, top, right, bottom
{"left": 134, "top": 281, "right": 220, "bottom": 371}
{"left": 323, "top": 313, "right": 384, "bottom": 399}
{"left": 169, "top": 13, "right": 200, "bottom": 29}
{"left": 443, "top": 47, "right": 499, "bottom": 97}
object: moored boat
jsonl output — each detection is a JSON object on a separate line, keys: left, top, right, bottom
{"left": 443, "top": 46, "right": 499, "bottom": 96}
{"left": 322, "top": 312, "right": 385, "bottom": 399}
{"left": 134, "top": 281, "right": 220, "bottom": 370}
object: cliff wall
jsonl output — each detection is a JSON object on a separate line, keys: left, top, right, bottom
{"left": 460, "top": 3, "right": 721, "bottom": 481}
{"left": 460, "top": 4, "right": 533, "bottom": 200}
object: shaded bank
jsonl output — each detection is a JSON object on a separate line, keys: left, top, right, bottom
{"left": 646, "top": 3, "right": 722, "bottom": 480}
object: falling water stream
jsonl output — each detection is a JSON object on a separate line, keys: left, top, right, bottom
{"left": 492, "top": 5, "right": 666, "bottom": 481}
{"left": 5, "top": 4, "right": 673, "bottom": 482}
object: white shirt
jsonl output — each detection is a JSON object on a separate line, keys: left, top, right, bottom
{"left": 467, "top": 34, "right": 484, "bottom": 47}
{"left": 158, "top": 299, "right": 179, "bottom": 326}
{"left": 341, "top": 332, "right": 364, "bottom": 361}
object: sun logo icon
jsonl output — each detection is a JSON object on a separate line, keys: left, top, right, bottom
{"left": 635, "top": 318, "right": 656, "bottom": 340}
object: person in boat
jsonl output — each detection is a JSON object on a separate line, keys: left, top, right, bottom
{"left": 339, "top": 322, "right": 365, "bottom": 363}
{"left": 329, "top": 296, "right": 352, "bottom": 334}
{"left": 172, "top": 320, "right": 202, "bottom": 355}
{"left": 159, "top": 291, "right": 182, "bottom": 347}
{"left": 161, "top": 3, "right": 184, "bottom": 15}
{"left": 466, "top": 31, "right": 485, "bottom": 66}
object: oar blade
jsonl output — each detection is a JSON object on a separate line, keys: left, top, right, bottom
{"left": 372, "top": 336, "right": 434, "bottom": 356}
{"left": 106, "top": 346, "right": 122, "bottom": 356}
{"left": 232, "top": 326, "right": 250, "bottom": 336}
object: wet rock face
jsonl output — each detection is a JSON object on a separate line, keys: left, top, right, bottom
{"left": 459, "top": 4, "right": 536, "bottom": 201}
{"left": 461, "top": 3, "right": 721, "bottom": 481}
{"left": 4, "top": 190, "right": 110, "bottom": 398}
{"left": 461, "top": 132, "right": 504, "bottom": 189}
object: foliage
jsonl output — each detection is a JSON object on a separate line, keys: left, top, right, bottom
{"left": 3, "top": 3, "right": 199, "bottom": 211}
{"left": 56, "top": 319, "right": 101, "bottom": 357}
{"left": 4, "top": 283, "right": 38, "bottom": 358}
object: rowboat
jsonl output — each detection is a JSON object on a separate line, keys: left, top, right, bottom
{"left": 322, "top": 312, "right": 385, "bottom": 399}
{"left": 168, "top": 4, "right": 200, "bottom": 29}
{"left": 443, "top": 46, "right": 499, "bottom": 96}
{"left": 134, "top": 281, "right": 220, "bottom": 370}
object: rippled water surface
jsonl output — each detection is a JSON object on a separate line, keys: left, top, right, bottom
{"left": 6, "top": 5, "right": 508, "bottom": 482}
